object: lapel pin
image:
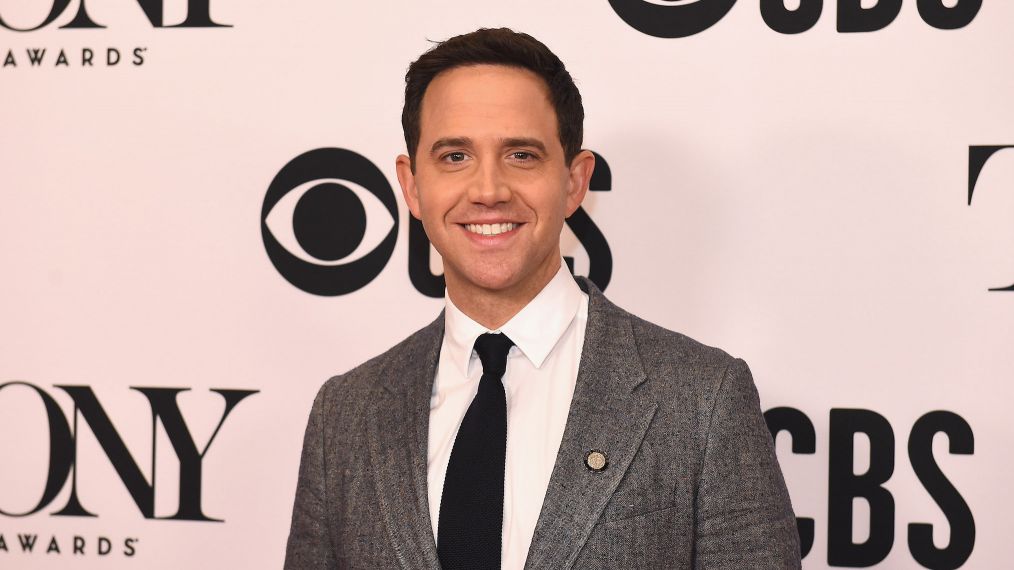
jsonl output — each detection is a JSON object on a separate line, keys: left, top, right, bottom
{"left": 585, "top": 450, "right": 608, "bottom": 472}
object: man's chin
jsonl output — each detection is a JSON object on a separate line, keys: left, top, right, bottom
{"left": 454, "top": 261, "right": 560, "bottom": 300}
{"left": 463, "top": 270, "right": 522, "bottom": 293}
{"left": 445, "top": 261, "right": 526, "bottom": 294}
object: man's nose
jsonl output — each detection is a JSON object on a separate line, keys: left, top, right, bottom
{"left": 467, "top": 160, "right": 511, "bottom": 207}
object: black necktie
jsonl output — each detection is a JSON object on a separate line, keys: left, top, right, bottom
{"left": 437, "top": 332, "right": 515, "bottom": 570}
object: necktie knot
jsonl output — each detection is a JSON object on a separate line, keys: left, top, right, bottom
{"left": 474, "top": 333, "right": 514, "bottom": 378}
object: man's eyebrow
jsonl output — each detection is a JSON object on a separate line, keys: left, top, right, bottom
{"left": 428, "top": 136, "right": 549, "bottom": 155}
{"left": 430, "top": 137, "right": 472, "bottom": 155}
{"left": 500, "top": 137, "right": 548, "bottom": 154}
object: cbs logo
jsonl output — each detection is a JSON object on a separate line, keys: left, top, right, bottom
{"left": 262, "top": 147, "right": 613, "bottom": 297}
{"left": 609, "top": 0, "right": 981, "bottom": 38}
{"left": 261, "top": 148, "right": 399, "bottom": 296}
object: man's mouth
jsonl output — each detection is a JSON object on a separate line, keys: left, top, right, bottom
{"left": 463, "top": 222, "right": 519, "bottom": 236}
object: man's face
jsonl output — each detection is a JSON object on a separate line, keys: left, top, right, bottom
{"left": 397, "top": 64, "right": 593, "bottom": 302}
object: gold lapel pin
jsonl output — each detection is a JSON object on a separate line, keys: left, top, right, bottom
{"left": 585, "top": 450, "right": 608, "bottom": 472}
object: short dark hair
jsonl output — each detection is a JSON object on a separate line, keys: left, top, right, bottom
{"left": 402, "top": 28, "right": 584, "bottom": 170}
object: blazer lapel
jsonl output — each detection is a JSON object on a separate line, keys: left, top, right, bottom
{"left": 524, "top": 280, "right": 657, "bottom": 570}
{"left": 366, "top": 316, "right": 443, "bottom": 570}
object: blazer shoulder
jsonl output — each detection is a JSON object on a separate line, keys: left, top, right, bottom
{"left": 596, "top": 298, "right": 742, "bottom": 377}
{"left": 586, "top": 286, "right": 743, "bottom": 406}
{"left": 580, "top": 276, "right": 741, "bottom": 392}
{"left": 633, "top": 313, "right": 749, "bottom": 407}
{"left": 627, "top": 312, "right": 737, "bottom": 371}
{"left": 580, "top": 276, "right": 737, "bottom": 372}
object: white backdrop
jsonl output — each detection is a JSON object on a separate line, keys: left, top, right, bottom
{"left": 2, "top": 1, "right": 1012, "bottom": 568}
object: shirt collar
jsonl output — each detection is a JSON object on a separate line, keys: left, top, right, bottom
{"left": 443, "top": 262, "right": 586, "bottom": 377}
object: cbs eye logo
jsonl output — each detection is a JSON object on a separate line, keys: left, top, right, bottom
{"left": 609, "top": 0, "right": 737, "bottom": 38}
{"left": 261, "top": 148, "right": 399, "bottom": 296}
{"left": 263, "top": 147, "right": 614, "bottom": 297}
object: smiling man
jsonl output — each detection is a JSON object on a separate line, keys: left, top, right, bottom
{"left": 285, "top": 28, "right": 800, "bottom": 570}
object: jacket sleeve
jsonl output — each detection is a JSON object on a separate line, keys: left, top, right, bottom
{"left": 284, "top": 381, "right": 339, "bottom": 569}
{"left": 693, "top": 359, "right": 801, "bottom": 569}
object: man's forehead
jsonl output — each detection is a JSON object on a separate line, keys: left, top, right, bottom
{"left": 418, "top": 64, "right": 558, "bottom": 141}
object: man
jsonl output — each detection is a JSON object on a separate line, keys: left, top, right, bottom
{"left": 285, "top": 28, "right": 800, "bottom": 569}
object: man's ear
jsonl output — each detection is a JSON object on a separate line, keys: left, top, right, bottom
{"left": 395, "top": 154, "right": 422, "bottom": 220}
{"left": 565, "top": 150, "right": 595, "bottom": 216}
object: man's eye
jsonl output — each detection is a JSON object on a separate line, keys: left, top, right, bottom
{"left": 444, "top": 152, "right": 467, "bottom": 163}
{"left": 511, "top": 151, "right": 534, "bottom": 161}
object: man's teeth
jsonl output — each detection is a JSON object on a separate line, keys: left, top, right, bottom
{"left": 465, "top": 223, "right": 517, "bottom": 236}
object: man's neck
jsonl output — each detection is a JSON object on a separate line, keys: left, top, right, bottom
{"left": 446, "top": 258, "right": 561, "bottom": 330}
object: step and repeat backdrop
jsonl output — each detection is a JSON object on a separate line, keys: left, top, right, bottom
{"left": 2, "top": 1, "right": 1012, "bottom": 568}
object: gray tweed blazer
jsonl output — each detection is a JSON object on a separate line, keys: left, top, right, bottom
{"left": 285, "top": 278, "right": 801, "bottom": 569}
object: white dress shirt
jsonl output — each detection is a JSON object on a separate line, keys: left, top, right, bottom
{"left": 427, "top": 263, "right": 590, "bottom": 569}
